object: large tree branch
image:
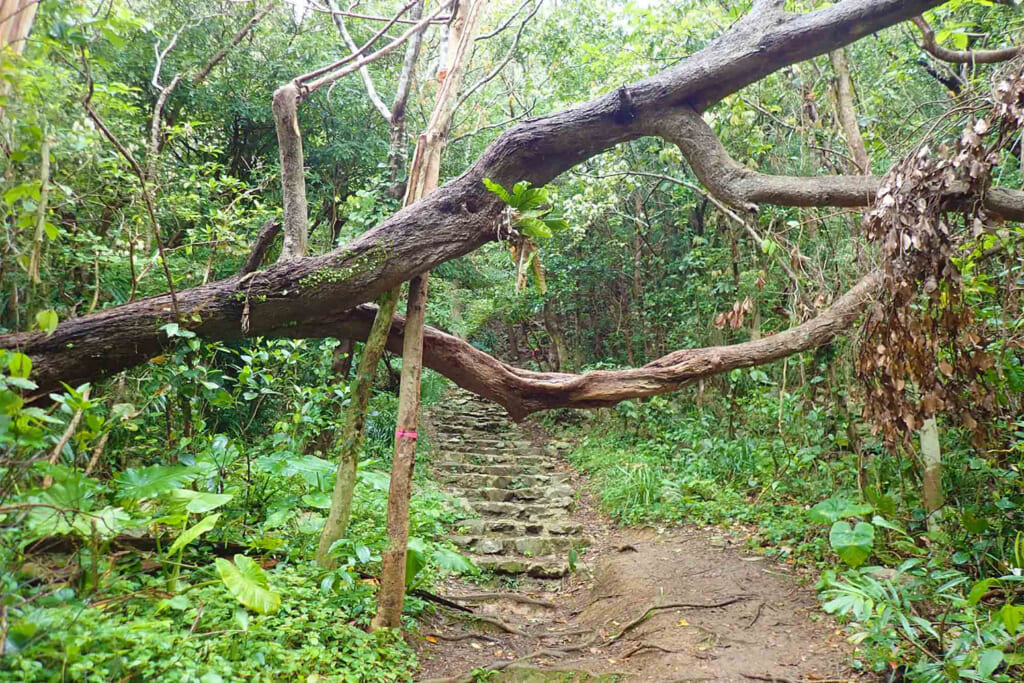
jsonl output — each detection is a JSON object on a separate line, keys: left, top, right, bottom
{"left": 1, "top": 0, "right": 985, "bottom": 396}
{"left": 648, "top": 106, "right": 1024, "bottom": 219}
{"left": 912, "top": 15, "right": 1022, "bottom": 65}
{"left": 274, "top": 271, "right": 882, "bottom": 420}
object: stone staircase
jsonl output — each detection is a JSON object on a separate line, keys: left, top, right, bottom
{"left": 429, "top": 390, "right": 587, "bottom": 580}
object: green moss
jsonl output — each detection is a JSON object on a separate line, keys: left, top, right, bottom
{"left": 300, "top": 244, "right": 388, "bottom": 290}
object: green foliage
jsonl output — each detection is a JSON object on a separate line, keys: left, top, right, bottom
{"left": 483, "top": 178, "right": 569, "bottom": 241}
{"left": 214, "top": 554, "right": 282, "bottom": 615}
{"left": 828, "top": 521, "right": 875, "bottom": 569}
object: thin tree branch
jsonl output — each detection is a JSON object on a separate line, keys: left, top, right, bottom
{"left": 911, "top": 15, "right": 1022, "bottom": 64}
{"left": 453, "top": 0, "right": 541, "bottom": 118}
{"left": 192, "top": 1, "right": 276, "bottom": 86}
{"left": 327, "top": 0, "right": 392, "bottom": 122}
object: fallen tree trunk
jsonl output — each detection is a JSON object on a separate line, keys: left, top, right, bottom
{"left": 3, "top": 0, "right": 1017, "bottom": 400}
{"left": 272, "top": 270, "right": 882, "bottom": 420}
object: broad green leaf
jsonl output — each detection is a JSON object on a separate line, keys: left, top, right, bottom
{"left": 482, "top": 178, "right": 511, "bottom": 204}
{"left": 355, "top": 544, "right": 371, "bottom": 564}
{"left": 968, "top": 578, "right": 998, "bottom": 606}
{"left": 518, "top": 217, "right": 553, "bottom": 240}
{"left": 432, "top": 547, "right": 474, "bottom": 574}
{"left": 71, "top": 506, "right": 131, "bottom": 538}
{"left": 215, "top": 554, "right": 280, "bottom": 614}
{"left": 35, "top": 309, "right": 58, "bottom": 335}
{"left": 8, "top": 353, "right": 31, "bottom": 379}
{"left": 542, "top": 217, "right": 569, "bottom": 232}
{"left": 870, "top": 515, "right": 908, "bottom": 536}
{"left": 978, "top": 649, "right": 1003, "bottom": 678}
{"left": 511, "top": 180, "right": 529, "bottom": 200}
{"left": 358, "top": 469, "right": 390, "bottom": 492}
{"left": 117, "top": 465, "right": 196, "bottom": 501}
{"left": 829, "top": 521, "right": 874, "bottom": 568}
{"left": 1001, "top": 603, "right": 1022, "bottom": 635}
{"left": 300, "top": 492, "right": 332, "bottom": 509}
{"left": 405, "top": 537, "right": 428, "bottom": 587}
{"left": 166, "top": 513, "right": 221, "bottom": 556}
{"left": 809, "top": 497, "right": 873, "bottom": 524}
{"left": 517, "top": 186, "right": 549, "bottom": 210}
{"left": 169, "top": 489, "right": 233, "bottom": 514}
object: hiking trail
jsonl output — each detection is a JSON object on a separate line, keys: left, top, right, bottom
{"left": 415, "top": 390, "right": 858, "bottom": 682}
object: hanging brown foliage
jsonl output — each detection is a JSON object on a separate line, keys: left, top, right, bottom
{"left": 859, "top": 64, "right": 1024, "bottom": 447}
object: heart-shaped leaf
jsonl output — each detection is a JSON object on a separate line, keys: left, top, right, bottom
{"left": 215, "top": 554, "right": 280, "bottom": 615}
{"left": 809, "top": 497, "right": 874, "bottom": 524}
{"left": 829, "top": 521, "right": 874, "bottom": 568}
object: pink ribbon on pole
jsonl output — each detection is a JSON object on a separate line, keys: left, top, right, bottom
{"left": 395, "top": 428, "right": 418, "bottom": 440}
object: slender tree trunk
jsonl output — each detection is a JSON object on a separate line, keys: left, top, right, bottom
{"left": 543, "top": 299, "right": 570, "bottom": 373}
{"left": 370, "top": 274, "right": 427, "bottom": 628}
{"left": 371, "top": 0, "right": 483, "bottom": 631}
{"left": 274, "top": 83, "right": 308, "bottom": 261}
{"left": 828, "top": 47, "right": 871, "bottom": 174}
{"left": 315, "top": 0, "right": 432, "bottom": 562}
{"left": 920, "top": 418, "right": 944, "bottom": 531}
{"left": 27, "top": 136, "right": 52, "bottom": 288}
{"left": 316, "top": 290, "right": 400, "bottom": 566}
{"left": 387, "top": 0, "right": 426, "bottom": 197}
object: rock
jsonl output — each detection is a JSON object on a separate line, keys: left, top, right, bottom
{"left": 475, "top": 538, "right": 504, "bottom": 554}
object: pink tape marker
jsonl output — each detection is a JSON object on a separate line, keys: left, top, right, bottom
{"left": 395, "top": 428, "right": 418, "bottom": 440}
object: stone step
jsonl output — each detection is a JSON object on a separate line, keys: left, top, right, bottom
{"left": 449, "top": 534, "right": 584, "bottom": 556}
{"left": 454, "top": 518, "right": 584, "bottom": 537}
{"left": 464, "top": 499, "right": 574, "bottom": 519}
{"left": 452, "top": 483, "right": 574, "bottom": 503}
{"left": 436, "top": 472, "right": 570, "bottom": 488}
{"left": 435, "top": 462, "right": 546, "bottom": 476}
{"left": 439, "top": 455, "right": 556, "bottom": 471}
{"left": 437, "top": 436, "right": 531, "bottom": 448}
{"left": 468, "top": 554, "right": 574, "bottom": 579}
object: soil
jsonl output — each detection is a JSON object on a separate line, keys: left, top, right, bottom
{"left": 414, "top": 402, "right": 861, "bottom": 683}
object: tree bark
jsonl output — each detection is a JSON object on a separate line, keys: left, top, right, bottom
{"left": 370, "top": 275, "right": 428, "bottom": 630}
{"left": 273, "top": 83, "right": 309, "bottom": 261}
{"left": 912, "top": 15, "right": 1022, "bottom": 64}
{"left": 543, "top": 298, "right": 570, "bottom": 373}
{"left": 920, "top": 417, "right": 944, "bottom": 532}
{"left": 387, "top": 0, "right": 426, "bottom": 197}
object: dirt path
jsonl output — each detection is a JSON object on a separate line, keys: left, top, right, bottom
{"left": 415, "top": 392, "right": 858, "bottom": 682}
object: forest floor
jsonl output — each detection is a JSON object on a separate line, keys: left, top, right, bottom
{"left": 413, "top": 404, "right": 860, "bottom": 682}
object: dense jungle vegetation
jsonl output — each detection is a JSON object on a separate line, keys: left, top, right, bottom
{"left": 1, "top": 0, "right": 1023, "bottom": 680}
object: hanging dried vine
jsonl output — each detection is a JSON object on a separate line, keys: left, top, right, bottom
{"left": 859, "top": 62, "right": 1024, "bottom": 447}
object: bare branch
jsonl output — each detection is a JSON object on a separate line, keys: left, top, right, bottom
{"left": 475, "top": 0, "right": 533, "bottom": 41}
{"left": 453, "top": 0, "right": 542, "bottom": 117}
{"left": 911, "top": 15, "right": 1022, "bottom": 64}
{"left": 282, "top": 0, "right": 449, "bottom": 25}
{"left": 296, "top": 0, "right": 422, "bottom": 91}
{"left": 327, "top": 0, "right": 392, "bottom": 122}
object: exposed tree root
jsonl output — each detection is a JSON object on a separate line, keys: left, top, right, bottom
{"left": 469, "top": 614, "right": 527, "bottom": 635}
{"left": 451, "top": 592, "right": 556, "bottom": 608}
{"left": 424, "top": 631, "right": 500, "bottom": 644}
{"left": 607, "top": 595, "right": 751, "bottom": 643}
